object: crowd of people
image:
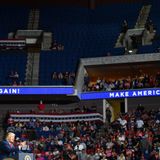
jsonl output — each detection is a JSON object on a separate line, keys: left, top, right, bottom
{"left": 145, "top": 19, "right": 155, "bottom": 34}
{"left": 6, "top": 70, "right": 24, "bottom": 86}
{"left": 52, "top": 72, "right": 76, "bottom": 85}
{"left": 51, "top": 41, "right": 64, "bottom": 51}
{"left": 83, "top": 72, "right": 160, "bottom": 92}
{"left": 1, "top": 105, "right": 160, "bottom": 160}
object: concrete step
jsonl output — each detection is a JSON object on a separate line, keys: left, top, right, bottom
{"left": 25, "top": 9, "right": 40, "bottom": 85}
{"left": 115, "top": 33, "right": 125, "bottom": 48}
{"left": 135, "top": 5, "right": 152, "bottom": 29}
{"left": 25, "top": 52, "right": 40, "bottom": 85}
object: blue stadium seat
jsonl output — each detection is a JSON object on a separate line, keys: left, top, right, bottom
{"left": 0, "top": 7, "right": 29, "bottom": 38}
{"left": 0, "top": 51, "right": 27, "bottom": 85}
{"left": 39, "top": 4, "right": 142, "bottom": 85}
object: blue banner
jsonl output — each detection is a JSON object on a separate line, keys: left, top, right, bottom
{"left": 81, "top": 88, "right": 160, "bottom": 100}
{"left": 0, "top": 87, "right": 160, "bottom": 99}
{"left": 0, "top": 86, "right": 74, "bottom": 95}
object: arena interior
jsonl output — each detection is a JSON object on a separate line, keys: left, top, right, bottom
{"left": 0, "top": 0, "right": 160, "bottom": 159}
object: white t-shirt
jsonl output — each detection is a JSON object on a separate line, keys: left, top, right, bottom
{"left": 74, "top": 144, "right": 84, "bottom": 151}
{"left": 136, "top": 119, "right": 144, "bottom": 128}
{"left": 119, "top": 118, "right": 127, "bottom": 128}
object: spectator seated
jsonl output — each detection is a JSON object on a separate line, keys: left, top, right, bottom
{"left": 5, "top": 107, "right": 160, "bottom": 159}
{"left": 0, "top": 50, "right": 27, "bottom": 85}
{"left": 39, "top": 3, "right": 142, "bottom": 85}
{"left": 83, "top": 72, "right": 160, "bottom": 92}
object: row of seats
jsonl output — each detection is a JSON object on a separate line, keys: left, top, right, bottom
{"left": 0, "top": 3, "right": 159, "bottom": 86}
{"left": 0, "top": 51, "right": 27, "bottom": 85}
{"left": 0, "top": 7, "right": 29, "bottom": 38}
{"left": 39, "top": 3, "right": 142, "bottom": 85}
{"left": 0, "top": 7, "right": 28, "bottom": 85}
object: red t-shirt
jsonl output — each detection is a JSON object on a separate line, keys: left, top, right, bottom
{"left": 38, "top": 103, "right": 45, "bottom": 111}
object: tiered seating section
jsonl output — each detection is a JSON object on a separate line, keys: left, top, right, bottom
{"left": 138, "top": 0, "right": 160, "bottom": 54}
{"left": 0, "top": 7, "right": 29, "bottom": 85}
{"left": 39, "top": 3, "right": 142, "bottom": 85}
{"left": 0, "top": 2, "right": 160, "bottom": 86}
{"left": 6, "top": 107, "right": 160, "bottom": 159}
{"left": 0, "top": 51, "right": 27, "bottom": 85}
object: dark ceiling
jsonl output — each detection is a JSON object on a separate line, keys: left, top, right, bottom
{"left": 1, "top": 0, "right": 144, "bottom": 7}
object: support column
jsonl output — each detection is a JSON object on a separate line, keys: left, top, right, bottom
{"left": 103, "top": 99, "right": 107, "bottom": 123}
{"left": 25, "top": 8, "right": 40, "bottom": 85}
{"left": 103, "top": 99, "right": 114, "bottom": 123}
{"left": 125, "top": 98, "right": 128, "bottom": 113}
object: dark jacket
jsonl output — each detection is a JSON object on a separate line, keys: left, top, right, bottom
{"left": 0, "top": 140, "right": 18, "bottom": 160}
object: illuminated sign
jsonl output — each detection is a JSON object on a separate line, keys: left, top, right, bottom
{"left": 0, "top": 87, "right": 160, "bottom": 99}
{"left": 81, "top": 88, "right": 160, "bottom": 100}
{"left": 0, "top": 87, "right": 74, "bottom": 95}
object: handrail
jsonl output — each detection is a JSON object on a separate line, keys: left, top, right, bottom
{"left": 10, "top": 112, "right": 103, "bottom": 122}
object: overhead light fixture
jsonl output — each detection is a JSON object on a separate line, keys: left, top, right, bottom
{"left": 128, "top": 50, "right": 133, "bottom": 53}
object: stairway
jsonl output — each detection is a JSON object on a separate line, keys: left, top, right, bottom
{"left": 115, "top": 32, "right": 126, "bottom": 48}
{"left": 135, "top": 5, "right": 152, "bottom": 29}
{"left": 27, "top": 9, "right": 40, "bottom": 30}
{"left": 31, "top": 52, "right": 40, "bottom": 85}
{"left": 33, "top": 9, "right": 40, "bottom": 30}
{"left": 115, "top": 5, "right": 152, "bottom": 48}
{"left": 134, "top": 5, "right": 156, "bottom": 45}
{"left": 25, "top": 8, "right": 40, "bottom": 85}
{"left": 25, "top": 51, "right": 40, "bottom": 85}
